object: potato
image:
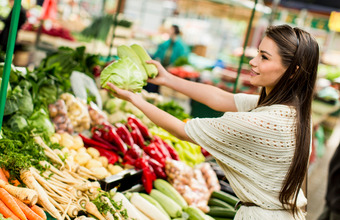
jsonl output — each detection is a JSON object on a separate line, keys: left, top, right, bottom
{"left": 107, "top": 164, "right": 123, "bottom": 175}
{"left": 77, "top": 147, "right": 87, "bottom": 153}
{"left": 60, "top": 132, "right": 74, "bottom": 149}
{"left": 50, "top": 133, "right": 61, "bottom": 144}
{"left": 90, "top": 167, "right": 110, "bottom": 179}
{"left": 73, "top": 135, "right": 84, "bottom": 150}
{"left": 85, "top": 159, "right": 102, "bottom": 169}
{"left": 86, "top": 147, "right": 100, "bottom": 159}
{"left": 98, "top": 156, "right": 108, "bottom": 168}
{"left": 74, "top": 152, "right": 91, "bottom": 166}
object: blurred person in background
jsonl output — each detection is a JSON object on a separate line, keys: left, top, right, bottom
{"left": 145, "top": 24, "right": 190, "bottom": 93}
{"left": 0, "top": 0, "right": 27, "bottom": 55}
{"left": 153, "top": 24, "right": 190, "bottom": 67}
{"left": 318, "top": 143, "right": 340, "bottom": 220}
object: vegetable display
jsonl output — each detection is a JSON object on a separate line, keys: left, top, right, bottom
{"left": 0, "top": 48, "right": 228, "bottom": 220}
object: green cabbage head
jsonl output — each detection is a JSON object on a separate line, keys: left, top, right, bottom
{"left": 100, "top": 57, "right": 145, "bottom": 93}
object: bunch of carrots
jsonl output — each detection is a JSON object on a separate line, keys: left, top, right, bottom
{"left": 0, "top": 168, "right": 46, "bottom": 220}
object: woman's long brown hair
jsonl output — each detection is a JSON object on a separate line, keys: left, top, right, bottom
{"left": 257, "top": 25, "right": 319, "bottom": 216}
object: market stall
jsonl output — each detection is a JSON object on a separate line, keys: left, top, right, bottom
{"left": 1, "top": 0, "right": 340, "bottom": 220}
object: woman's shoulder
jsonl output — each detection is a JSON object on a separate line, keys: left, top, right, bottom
{"left": 251, "top": 104, "right": 296, "bottom": 118}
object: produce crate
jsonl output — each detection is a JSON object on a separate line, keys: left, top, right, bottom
{"left": 99, "top": 169, "right": 143, "bottom": 192}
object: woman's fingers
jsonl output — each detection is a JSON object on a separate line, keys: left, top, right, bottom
{"left": 106, "top": 82, "right": 131, "bottom": 100}
{"left": 146, "top": 60, "right": 167, "bottom": 72}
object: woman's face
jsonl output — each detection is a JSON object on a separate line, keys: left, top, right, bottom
{"left": 249, "top": 36, "right": 288, "bottom": 94}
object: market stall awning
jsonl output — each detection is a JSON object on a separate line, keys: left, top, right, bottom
{"left": 267, "top": 0, "right": 340, "bottom": 13}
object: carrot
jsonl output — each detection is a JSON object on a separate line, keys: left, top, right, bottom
{"left": 12, "top": 197, "right": 44, "bottom": 220}
{"left": 0, "top": 179, "right": 38, "bottom": 206}
{"left": 2, "top": 168, "right": 20, "bottom": 186}
{"left": 30, "top": 205, "right": 47, "bottom": 220}
{"left": 0, "top": 188, "right": 27, "bottom": 220}
{"left": 0, "top": 168, "right": 8, "bottom": 183}
{"left": 0, "top": 199, "right": 20, "bottom": 220}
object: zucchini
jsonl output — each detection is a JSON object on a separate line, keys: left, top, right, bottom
{"left": 149, "top": 189, "right": 182, "bottom": 218}
{"left": 139, "top": 193, "right": 170, "bottom": 219}
{"left": 211, "top": 191, "right": 239, "bottom": 207}
{"left": 207, "top": 207, "right": 236, "bottom": 218}
{"left": 208, "top": 198, "right": 234, "bottom": 210}
{"left": 183, "top": 206, "right": 207, "bottom": 220}
{"left": 153, "top": 179, "right": 188, "bottom": 208}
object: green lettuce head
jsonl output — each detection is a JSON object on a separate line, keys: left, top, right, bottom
{"left": 100, "top": 57, "right": 145, "bottom": 93}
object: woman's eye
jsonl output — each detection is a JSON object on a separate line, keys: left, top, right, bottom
{"left": 261, "top": 55, "right": 268, "bottom": 60}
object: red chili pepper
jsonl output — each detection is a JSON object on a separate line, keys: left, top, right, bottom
{"left": 142, "top": 166, "right": 156, "bottom": 194}
{"left": 149, "top": 158, "right": 167, "bottom": 179}
{"left": 79, "top": 133, "right": 115, "bottom": 151}
{"left": 93, "top": 124, "right": 127, "bottom": 154}
{"left": 128, "top": 116, "right": 152, "bottom": 139}
{"left": 129, "top": 122, "right": 145, "bottom": 148}
{"left": 136, "top": 158, "right": 156, "bottom": 193}
{"left": 91, "top": 146, "right": 119, "bottom": 164}
{"left": 153, "top": 136, "right": 171, "bottom": 159}
{"left": 161, "top": 140, "right": 180, "bottom": 160}
{"left": 122, "top": 154, "right": 137, "bottom": 166}
{"left": 91, "top": 130, "right": 119, "bottom": 152}
{"left": 144, "top": 143, "right": 166, "bottom": 167}
{"left": 108, "top": 128, "right": 128, "bottom": 154}
{"left": 126, "top": 144, "right": 143, "bottom": 159}
{"left": 201, "top": 147, "right": 210, "bottom": 157}
{"left": 116, "top": 123, "right": 134, "bottom": 147}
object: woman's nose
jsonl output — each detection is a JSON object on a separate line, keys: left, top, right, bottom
{"left": 249, "top": 57, "right": 256, "bottom": 67}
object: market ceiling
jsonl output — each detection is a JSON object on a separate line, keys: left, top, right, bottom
{"left": 265, "top": 0, "right": 340, "bottom": 13}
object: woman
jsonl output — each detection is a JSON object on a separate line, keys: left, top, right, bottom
{"left": 107, "top": 24, "right": 319, "bottom": 219}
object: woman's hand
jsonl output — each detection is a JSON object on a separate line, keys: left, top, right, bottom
{"left": 106, "top": 82, "right": 139, "bottom": 102}
{"left": 146, "top": 60, "right": 173, "bottom": 86}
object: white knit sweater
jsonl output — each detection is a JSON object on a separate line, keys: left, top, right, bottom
{"left": 185, "top": 94, "right": 307, "bottom": 220}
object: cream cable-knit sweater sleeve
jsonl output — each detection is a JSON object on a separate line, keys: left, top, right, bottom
{"left": 185, "top": 94, "right": 307, "bottom": 220}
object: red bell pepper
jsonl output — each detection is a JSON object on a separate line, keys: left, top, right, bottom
{"left": 91, "top": 146, "right": 119, "bottom": 164}
{"left": 144, "top": 143, "right": 166, "bottom": 167}
{"left": 116, "top": 123, "right": 134, "bottom": 147}
{"left": 128, "top": 116, "right": 152, "bottom": 139}
{"left": 129, "top": 122, "right": 145, "bottom": 148}
{"left": 149, "top": 158, "right": 167, "bottom": 179}
{"left": 79, "top": 133, "right": 118, "bottom": 151}
{"left": 161, "top": 140, "right": 180, "bottom": 160}
{"left": 153, "top": 136, "right": 171, "bottom": 159}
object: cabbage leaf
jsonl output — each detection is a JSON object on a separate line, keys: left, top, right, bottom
{"left": 100, "top": 57, "right": 145, "bottom": 93}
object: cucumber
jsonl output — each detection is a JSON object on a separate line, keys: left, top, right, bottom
{"left": 150, "top": 189, "right": 182, "bottom": 218}
{"left": 211, "top": 191, "right": 239, "bottom": 207}
{"left": 208, "top": 198, "right": 235, "bottom": 210}
{"left": 154, "top": 179, "right": 188, "bottom": 208}
{"left": 183, "top": 206, "right": 207, "bottom": 220}
{"left": 207, "top": 207, "right": 236, "bottom": 218}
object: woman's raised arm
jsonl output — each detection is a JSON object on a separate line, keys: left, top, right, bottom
{"left": 147, "top": 60, "right": 237, "bottom": 112}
